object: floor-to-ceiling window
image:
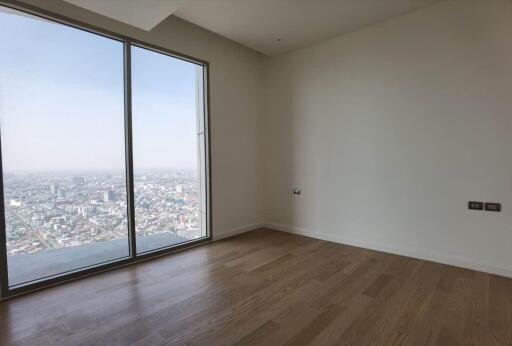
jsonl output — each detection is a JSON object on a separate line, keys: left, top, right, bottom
{"left": 132, "top": 45, "right": 207, "bottom": 254}
{"left": 0, "top": 4, "right": 210, "bottom": 298}
{"left": 0, "top": 5, "right": 128, "bottom": 287}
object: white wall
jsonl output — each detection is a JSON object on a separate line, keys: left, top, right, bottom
{"left": 17, "top": 0, "right": 266, "bottom": 239}
{"left": 264, "top": 0, "right": 512, "bottom": 276}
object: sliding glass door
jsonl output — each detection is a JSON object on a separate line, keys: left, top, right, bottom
{"left": 0, "top": 3, "right": 210, "bottom": 297}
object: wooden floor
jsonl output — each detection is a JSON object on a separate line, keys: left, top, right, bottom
{"left": 1, "top": 228, "right": 511, "bottom": 346}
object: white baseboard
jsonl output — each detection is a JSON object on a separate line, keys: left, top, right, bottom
{"left": 213, "top": 222, "right": 265, "bottom": 241}
{"left": 264, "top": 222, "right": 512, "bottom": 279}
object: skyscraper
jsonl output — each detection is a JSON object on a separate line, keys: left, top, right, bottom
{"left": 104, "top": 189, "right": 114, "bottom": 202}
{"left": 50, "top": 183, "right": 59, "bottom": 194}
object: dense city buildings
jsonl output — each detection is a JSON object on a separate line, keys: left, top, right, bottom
{"left": 4, "top": 170, "right": 201, "bottom": 256}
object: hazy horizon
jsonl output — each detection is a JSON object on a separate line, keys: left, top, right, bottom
{"left": 2, "top": 167, "right": 198, "bottom": 174}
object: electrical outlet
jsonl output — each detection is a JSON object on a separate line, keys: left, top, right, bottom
{"left": 468, "top": 201, "right": 483, "bottom": 210}
{"left": 485, "top": 202, "right": 501, "bottom": 212}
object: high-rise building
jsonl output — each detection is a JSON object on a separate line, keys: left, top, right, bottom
{"left": 57, "top": 188, "right": 66, "bottom": 198}
{"left": 50, "top": 183, "right": 59, "bottom": 194}
{"left": 104, "top": 189, "right": 115, "bottom": 202}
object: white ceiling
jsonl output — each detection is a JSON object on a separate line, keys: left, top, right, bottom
{"left": 63, "top": 0, "right": 444, "bottom": 56}
{"left": 63, "top": 0, "right": 189, "bottom": 31}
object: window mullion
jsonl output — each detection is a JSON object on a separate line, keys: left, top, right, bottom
{"left": 124, "top": 40, "right": 137, "bottom": 258}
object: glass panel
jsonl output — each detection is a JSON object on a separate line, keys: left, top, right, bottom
{"left": 131, "top": 45, "right": 206, "bottom": 254}
{"left": 0, "top": 6, "right": 129, "bottom": 286}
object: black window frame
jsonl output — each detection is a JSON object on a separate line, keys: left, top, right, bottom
{"left": 0, "top": 0, "right": 212, "bottom": 299}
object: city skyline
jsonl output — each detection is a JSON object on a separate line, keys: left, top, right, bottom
{"left": 4, "top": 168, "right": 204, "bottom": 285}
{"left": 4, "top": 169, "right": 202, "bottom": 254}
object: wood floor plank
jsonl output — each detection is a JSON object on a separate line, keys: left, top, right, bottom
{"left": 361, "top": 273, "right": 394, "bottom": 298}
{"left": 233, "top": 320, "right": 281, "bottom": 346}
{"left": 332, "top": 257, "right": 422, "bottom": 345}
{"left": 461, "top": 271, "right": 490, "bottom": 346}
{"left": 282, "top": 304, "right": 345, "bottom": 346}
{"left": 376, "top": 262, "right": 443, "bottom": 346}
{"left": 1, "top": 228, "right": 511, "bottom": 346}
{"left": 486, "top": 275, "right": 512, "bottom": 345}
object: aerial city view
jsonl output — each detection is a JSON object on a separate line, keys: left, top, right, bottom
{"left": 0, "top": 5, "right": 206, "bottom": 287}
{"left": 4, "top": 170, "right": 201, "bottom": 256}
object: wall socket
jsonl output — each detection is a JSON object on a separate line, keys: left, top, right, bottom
{"left": 292, "top": 188, "right": 301, "bottom": 195}
{"left": 468, "top": 201, "right": 483, "bottom": 210}
{"left": 485, "top": 202, "right": 501, "bottom": 212}
{"left": 468, "top": 201, "right": 502, "bottom": 212}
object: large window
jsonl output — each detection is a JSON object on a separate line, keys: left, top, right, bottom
{"left": 132, "top": 46, "right": 207, "bottom": 253}
{"left": 0, "top": 6, "right": 128, "bottom": 287}
{"left": 0, "top": 4, "right": 210, "bottom": 297}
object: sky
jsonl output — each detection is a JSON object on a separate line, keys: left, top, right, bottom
{"left": 0, "top": 6, "right": 202, "bottom": 173}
